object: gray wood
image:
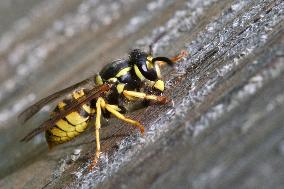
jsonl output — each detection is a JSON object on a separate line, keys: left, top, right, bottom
{"left": 0, "top": 0, "right": 283, "bottom": 188}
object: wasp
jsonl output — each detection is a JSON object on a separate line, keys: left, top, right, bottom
{"left": 19, "top": 35, "right": 188, "bottom": 167}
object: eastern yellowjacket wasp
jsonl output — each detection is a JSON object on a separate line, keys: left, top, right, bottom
{"left": 19, "top": 33, "right": 188, "bottom": 167}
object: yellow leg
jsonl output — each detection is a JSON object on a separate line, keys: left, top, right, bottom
{"left": 90, "top": 97, "right": 104, "bottom": 169}
{"left": 123, "top": 90, "right": 167, "bottom": 104}
{"left": 105, "top": 104, "right": 145, "bottom": 133}
{"left": 89, "top": 97, "right": 144, "bottom": 170}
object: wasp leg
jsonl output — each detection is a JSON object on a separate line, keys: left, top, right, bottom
{"left": 89, "top": 97, "right": 105, "bottom": 169}
{"left": 89, "top": 97, "right": 144, "bottom": 170}
{"left": 105, "top": 104, "right": 145, "bottom": 133}
{"left": 123, "top": 90, "right": 167, "bottom": 104}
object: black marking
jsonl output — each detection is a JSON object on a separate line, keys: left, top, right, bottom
{"left": 76, "top": 128, "right": 86, "bottom": 133}
{"left": 62, "top": 117, "right": 76, "bottom": 126}
{"left": 21, "top": 84, "right": 111, "bottom": 142}
{"left": 152, "top": 57, "right": 175, "bottom": 66}
{"left": 78, "top": 106, "right": 90, "bottom": 118}
{"left": 100, "top": 59, "right": 129, "bottom": 80}
{"left": 54, "top": 98, "right": 90, "bottom": 126}
{"left": 62, "top": 98, "right": 73, "bottom": 106}
{"left": 130, "top": 49, "right": 159, "bottom": 81}
{"left": 55, "top": 124, "right": 67, "bottom": 132}
{"left": 45, "top": 129, "right": 58, "bottom": 141}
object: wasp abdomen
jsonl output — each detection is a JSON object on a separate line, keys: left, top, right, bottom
{"left": 45, "top": 89, "right": 94, "bottom": 148}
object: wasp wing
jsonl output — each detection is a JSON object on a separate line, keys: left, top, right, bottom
{"left": 20, "top": 84, "right": 111, "bottom": 142}
{"left": 18, "top": 76, "right": 95, "bottom": 123}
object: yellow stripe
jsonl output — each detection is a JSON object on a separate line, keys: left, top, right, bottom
{"left": 66, "top": 112, "right": 89, "bottom": 125}
{"left": 153, "top": 80, "right": 164, "bottom": 91}
{"left": 57, "top": 102, "right": 66, "bottom": 110}
{"left": 82, "top": 104, "right": 91, "bottom": 114}
{"left": 60, "top": 136, "right": 70, "bottom": 142}
{"left": 155, "top": 64, "right": 161, "bottom": 78}
{"left": 115, "top": 67, "right": 131, "bottom": 77}
{"left": 50, "top": 127, "right": 67, "bottom": 137}
{"left": 53, "top": 137, "right": 61, "bottom": 142}
{"left": 56, "top": 119, "right": 75, "bottom": 132}
{"left": 146, "top": 60, "right": 153, "bottom": 69}
{"left": 96, "top": 75, "right": 103, "bottom": 85}
{"left": 75, "top": 121, "right": 88, "bottom": 132}
{"left": 116, "top": 83, "right": 125, "bottom": 93}
{"left": 72, "top": 89, "right": 85, "bottom": 99}
{"left": 50, "top": 136, "right": 61, "bottom": 142}
{"left": 66, "top": 131, "right": 79, "bottom": 138}
{"left": 108, "top": 77, "right": 118, "bottom": 82}
{"left": 134, "top": 65, "right": 145, "bottom": 80}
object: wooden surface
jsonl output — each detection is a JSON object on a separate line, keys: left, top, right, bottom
{"left": 0, "top": 0, "right": 283, "bottom": 188}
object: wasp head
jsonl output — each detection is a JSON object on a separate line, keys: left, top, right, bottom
{"left": 129, "top": 49, "right": 174, "bottom": 92}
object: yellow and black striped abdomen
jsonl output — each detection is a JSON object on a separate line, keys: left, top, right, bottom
{"left": 45, "top": 89, "right": 95, "bottom": 148}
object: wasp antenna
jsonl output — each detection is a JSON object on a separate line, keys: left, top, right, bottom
{"left": 148, "top": 31, "right": 168, "bottom": 55}
{"left": 170, "top": 50, "right": 189, "bottom": 62}
{"left": 152, "top": 50, "right": 189, "bottom": 67}
{"left": 152, "top": 57, "right": 175, "bottom": 66}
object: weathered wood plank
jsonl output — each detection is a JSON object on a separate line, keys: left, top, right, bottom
{"left": 0, "top": 0, "right": 283, "bottom": 188}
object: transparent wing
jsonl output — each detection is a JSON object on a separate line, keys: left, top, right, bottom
{"left": 18, "top": 76, "right": 95, "bottom": 123}
{"left": 20, "top": 84, "right": 112, "bottom": 142}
